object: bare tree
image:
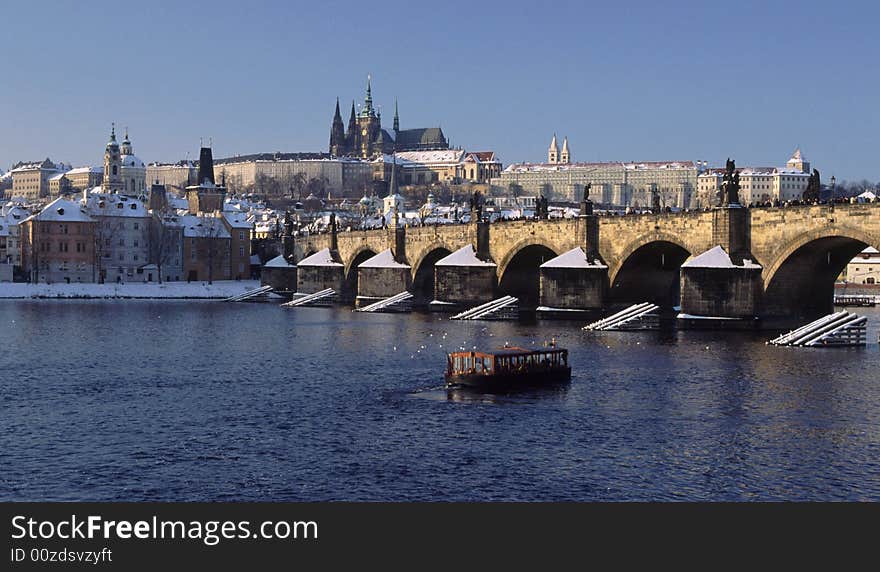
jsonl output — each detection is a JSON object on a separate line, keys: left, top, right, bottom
{"left": 197, "top": 218, "right": 228, "bottom": 284}
{"left": 94, "top": 217, "right": 125, "bottom": 284}
{"left": 150, "top": 212, "right": 181, "bottom": 284}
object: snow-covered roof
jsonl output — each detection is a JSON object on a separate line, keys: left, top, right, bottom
{"left": 264, "top": 254, "right": 295, "bottom": 268}
{"left": 861, "top": 247, "right": 879, "bottom": 254}
{"left": 121, "top": 154, "right": 145, "bottom": 168}
{"left": 540, "top": 247, "right": 607, "bottom": 269}
{"left": 180, "top": 215, "right": 231, "bottom": 238}
{"left": 222, "top": 211, "right": 253, "bottom": 229}
{"left": 682, "top": 245, "right": 761, "bottom": 269}
{"left": 297, "top": 248, "right": 342, "bottom": 267}
{"left": 29, "top": 197, "right": 94, "bottom": 223}
{"left": 358, "top": 248, "right": 410, "bottom": 269}
{"left": 857, "top": 190, "right": 877, "bottom": 200}
{"left": 49, "top": 172, "right": 67, "bottom": 181}
{"left": 393, "top": 149, "right": 466, "bottom": 165}
{"left": 66, "top": 166, "right": 103, "bottom": 175}
{"left": 503, "top": 160, "right": 696, "bottom": 174}
{"left": 84, "top": 193, "right": 149, "bottom": 218}
{"left": 435, "top": 245, "right": 496, "bottom": 267}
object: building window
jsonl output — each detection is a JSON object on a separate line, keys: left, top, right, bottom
{"left": 239, "top": 231, "right": 244, "bottom": 240}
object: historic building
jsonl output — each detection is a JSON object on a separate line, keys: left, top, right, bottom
{"left": 83, "top": 190, "right": 152, "bottom": 283}
{"left": 10, "top": 158, "right": 67, "bottom": 200}
{"left": 102, "top": 125, "right": 146, "bottom": 196}
{"left": 696, "top": 150, "right": 811, "bottom": 206}
{"left": 20, "top": 197, "right": 97, "bottom": 283}
{"left": 186, "top": 146, "right": 227, "bottom": 214}
{"left": 329, "top": 77, "right": 449, "bottom": 158}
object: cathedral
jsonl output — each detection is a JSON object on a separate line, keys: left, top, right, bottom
{"left": 329, "top": 77, "right": 449, "bottom": 158}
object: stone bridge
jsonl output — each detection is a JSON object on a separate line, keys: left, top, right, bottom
{"left": 281, "top": 202, "right": 880, "bottom": 325}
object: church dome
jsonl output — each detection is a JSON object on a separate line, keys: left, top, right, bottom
{"left": 121, "top": 154, "right": 145, "bottom": 168}
{"left": 359, "top": 193, "right": 371, "bottom": 205}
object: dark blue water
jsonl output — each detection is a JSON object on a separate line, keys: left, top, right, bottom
{"left": 1, "top": 301, "right": 879, "bottom": 501}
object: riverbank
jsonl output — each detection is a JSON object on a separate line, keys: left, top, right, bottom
{"left": 0, "top": 280, "right": 261, "bottom": 299}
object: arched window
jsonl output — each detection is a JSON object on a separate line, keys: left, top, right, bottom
{"left": 112, "top": 166, "right": 117, "bottom": 176}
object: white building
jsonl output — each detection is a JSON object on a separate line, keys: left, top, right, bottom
{"left": 696, "top": 149, "right": 812, "bottom": 206}
{"left": 845, "top": 247, "right": 880, "bottom": 285}
{"left": 83, "top": 189, "right": 152, "bottom": 282}
{"left": 0, "top": 203, "right": 30, "bottom": 267}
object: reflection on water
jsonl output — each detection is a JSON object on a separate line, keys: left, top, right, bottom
{"left": 1, "top": 300, "right": 879, "bottom": 501}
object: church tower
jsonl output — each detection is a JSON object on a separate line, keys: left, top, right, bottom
{"left": 102, "top": 123, "right": 123, "bottom": 192}
{"left": 548, "top": 134, "right": 559, "bottom": 164}
{"left": 560, "top": 136, "right": 570, "bottom": 164}
{"left": 393, "top": 99, "right": 400, "bottom": 137}
{"left": 329, "top": 98, "right": 346, "bottom": 156}
{"left": 121, "top": 127, "right": 133, "bottom": 156}
{"left": 786, "top": 147, "right": 810, "bottom": 173}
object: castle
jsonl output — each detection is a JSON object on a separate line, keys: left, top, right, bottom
{"left": 329, "top": 76, "right": 449, "bottom": 158}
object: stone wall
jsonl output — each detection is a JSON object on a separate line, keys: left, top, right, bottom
{"left": 435, "top": 266, "right": 496, "bottom": 305}
{"left": 540, "top": 267, "right": 607, "bottom": 310}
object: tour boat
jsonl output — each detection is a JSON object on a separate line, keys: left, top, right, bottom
{"left": 445, "top": 343, "right": 571, "bottom": 390}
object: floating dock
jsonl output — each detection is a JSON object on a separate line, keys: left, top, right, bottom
{"left": 583, "top": 302, "right": 660, "bottom": 331}
{"left": 768, "top": 311, "right": 867, "bottom": 347}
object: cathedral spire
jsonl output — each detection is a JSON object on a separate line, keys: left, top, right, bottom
{"left": 363, "top": 74, "right": 373, "bottom": 116}
{"left": 330, "top": 97, "right": 346, "bottom": 155}
{"left": 393, "top": 99, "right": 399, "bottom": 133}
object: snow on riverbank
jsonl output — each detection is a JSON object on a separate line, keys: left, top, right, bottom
{"left": 0, "top": 280, "right": 262, "bottom": 299}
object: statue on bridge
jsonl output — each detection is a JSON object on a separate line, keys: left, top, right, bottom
{"left": 719, "top": 158, "right": 741, "bottom": 207}
{"left": 803, "top": 169, "right": 821, "bottom": 202}
{"left": 536, "top": 194, "right": 550, "bottom": 219}
{"left": 581, "top": 183, "right": 594, "bottom": 216}
{"left": 282, "top": 210, "right": 294, "bottom": 237}
{"left": 469, "top": 190, "right": 483, "bottom": 221}
{"left": 651, "top": 188, "right": 661, "bottom": 213}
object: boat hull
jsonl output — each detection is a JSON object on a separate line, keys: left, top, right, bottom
{"left": 445, "top": 367, "right": 571, "bottom": 391}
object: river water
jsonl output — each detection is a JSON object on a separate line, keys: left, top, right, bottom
{"left": 1, "top": 301, "right": 879, "bottom": 501}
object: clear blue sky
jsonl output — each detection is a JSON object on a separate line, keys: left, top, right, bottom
{"left": 1, "top": 0, "right": 877, "bottom": 182}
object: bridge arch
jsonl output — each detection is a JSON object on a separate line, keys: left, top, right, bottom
{"left": 410, "top": 246, "right": 453, "bottom": 303}
{"left": 761, "top": 226, "right": 880, "bottom": 319}
{"left": 497, "top": 241, "right": 559, "bottom": 308}
{"left": 342, "top": 246, "right": 378, "bottom": 302}
{"left": 608, "top": 233, "right": 693, "bottom": 307}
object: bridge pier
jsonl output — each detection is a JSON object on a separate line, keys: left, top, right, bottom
{"left": 296, "top": 248, "right": 344, "bottom": 295}
{"left": 432, "top": 245, "right": 497, "bottom": 310}
{"left": 679, "top": 207, "right": 762, "bottom": 326}
{"left": 355, "top": 249, "right": 412, "bottom": 307}
{"left": 539, "top": 247, "right": 608, "bottom": 313}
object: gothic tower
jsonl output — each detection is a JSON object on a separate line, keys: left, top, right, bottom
{"left": 329, "top": 98, "right": 346, "bottom": 156}
{"left": 393, "top": 99, "right": 400, "bottom": 138}
{"left": 548, "top": 133, "right": 559, "bottom": 164}
{"left": 102, "top": 123, "right": 123, "bottom": 192}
